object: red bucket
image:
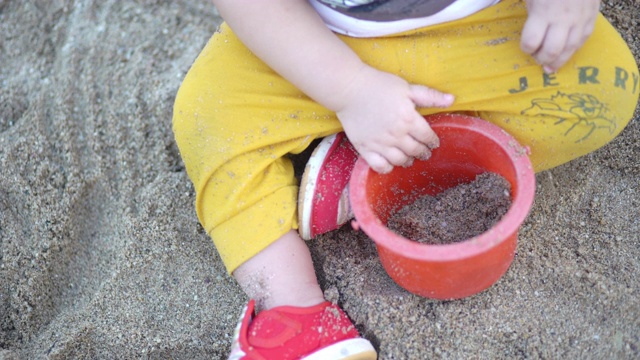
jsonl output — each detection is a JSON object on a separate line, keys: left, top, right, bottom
{"left": 349, "top": 114, "right": 536, "bottom": 300}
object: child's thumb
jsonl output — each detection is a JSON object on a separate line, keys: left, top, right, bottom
{"left": 409, "top": 84, "right": 455, "bottom": 109}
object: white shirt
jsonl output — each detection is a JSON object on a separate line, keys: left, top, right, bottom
{"left": 311, "top": 0, "right": 501, "bottom": 37}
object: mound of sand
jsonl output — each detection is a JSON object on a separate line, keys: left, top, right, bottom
{"left": 1, "top": 1, "right": 638, "bottom": 358}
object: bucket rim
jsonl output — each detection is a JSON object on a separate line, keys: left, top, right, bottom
{"left": 349, "top": 113, "right": 536, "bottom": 262}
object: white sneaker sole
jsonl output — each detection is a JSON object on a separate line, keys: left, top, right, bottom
{"left": 298, "top": 134, "right": 338, "bottom": 240}
{"left": 302, "top": 338, "right": 377, "bottom": 360}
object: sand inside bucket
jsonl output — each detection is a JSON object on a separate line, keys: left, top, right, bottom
{"left": 387, "top": 172, "right": 512, "bottom": 245}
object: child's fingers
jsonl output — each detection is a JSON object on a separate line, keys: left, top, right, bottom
{"left": 532, "top": 25, "right": 570, "bottom": 69}
{"left": 362, "top": 151, "right": 393, "bottom": 174}
{"left": 382, "top": 147, "right": 413, "bottom": 167}
{"left": 406, "top": 84, "right": 449, "bottom": 150}
{"left": 520, "top": 16, "right": 547, "bottom": 55}
{"left": 407, "top": 114, "right": 440, "bottom": 149}
{"left": 358, "top": 133, "right": 422, "bottom": 173}
{"left": 545, "top": 27, "right": 584, "bottom": 72}
{"left": 397, "top": 134, "right": 432, "bottom": 159}
{"left": 408, "top": 84, "right": 455, "bottom": 109}
{"left": 521, "top": 0, "right": 598, "bottom": 72}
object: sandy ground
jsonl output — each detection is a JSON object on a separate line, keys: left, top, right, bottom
{"left": 0, "top": 1, "right": 638, "bottom": 359}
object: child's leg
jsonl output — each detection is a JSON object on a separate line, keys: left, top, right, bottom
{"left": 173, "top": 24, "right": 378, "bottom": 358}
{"left": 232, "top": 230, "right": 324, "bottom": 310}
{"left": 173, "top": 23, "right": 339, "bottom": 308}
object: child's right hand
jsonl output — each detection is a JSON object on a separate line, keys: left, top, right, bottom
{"left": 213, "top": 0, "right": 454, "bottom": 174}
{"left": 336, "top": 65, "right": 455, "bottom": 174}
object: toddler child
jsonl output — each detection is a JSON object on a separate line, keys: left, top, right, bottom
{"left": 173, "top": 0, "right": 639, "bottom": 358}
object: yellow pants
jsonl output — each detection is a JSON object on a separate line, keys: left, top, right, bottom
{"left": 173, "top": 0, "right": 639, "bottom": 273}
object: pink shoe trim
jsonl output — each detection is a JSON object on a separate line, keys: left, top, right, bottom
{"left": 228, "top": 300, "right": 256, "bottom": 360}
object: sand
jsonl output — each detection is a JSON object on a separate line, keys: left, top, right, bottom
{"left": 0, "top": 1, "right": 638, "bottom": 359}
{"left": 387, "top": 172, "right": 512, "bottom": 245}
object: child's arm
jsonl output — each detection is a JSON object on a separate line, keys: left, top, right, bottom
{"left": 213, "top": 0, "right": 454, "bottom": 173}
{"left": 521, "top": 0, "right": 601, "bottom": 73}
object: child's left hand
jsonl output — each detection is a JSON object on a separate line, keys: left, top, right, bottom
{"left": 520, "top": 0, "right": 600, "bottom": 73}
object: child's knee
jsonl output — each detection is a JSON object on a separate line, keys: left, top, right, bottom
{"left": 481, "top": 95, "right": 636, "bottom": 172}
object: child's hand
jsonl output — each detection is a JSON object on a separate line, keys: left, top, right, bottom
{"left": 336, "top": 66, "right": 454, "bottom": 174}
{"left": 213, "top": 0, "right": 453, "bottom": 175}
{"left": 521, "top": 0, "right": 600, "bottom": 73}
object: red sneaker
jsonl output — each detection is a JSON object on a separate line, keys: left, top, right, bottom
{"left": 298, "top": 133, "right": 358, "bottom": 240}
{"left": 228, "top": 300, "right": 377, "bottom": 360}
